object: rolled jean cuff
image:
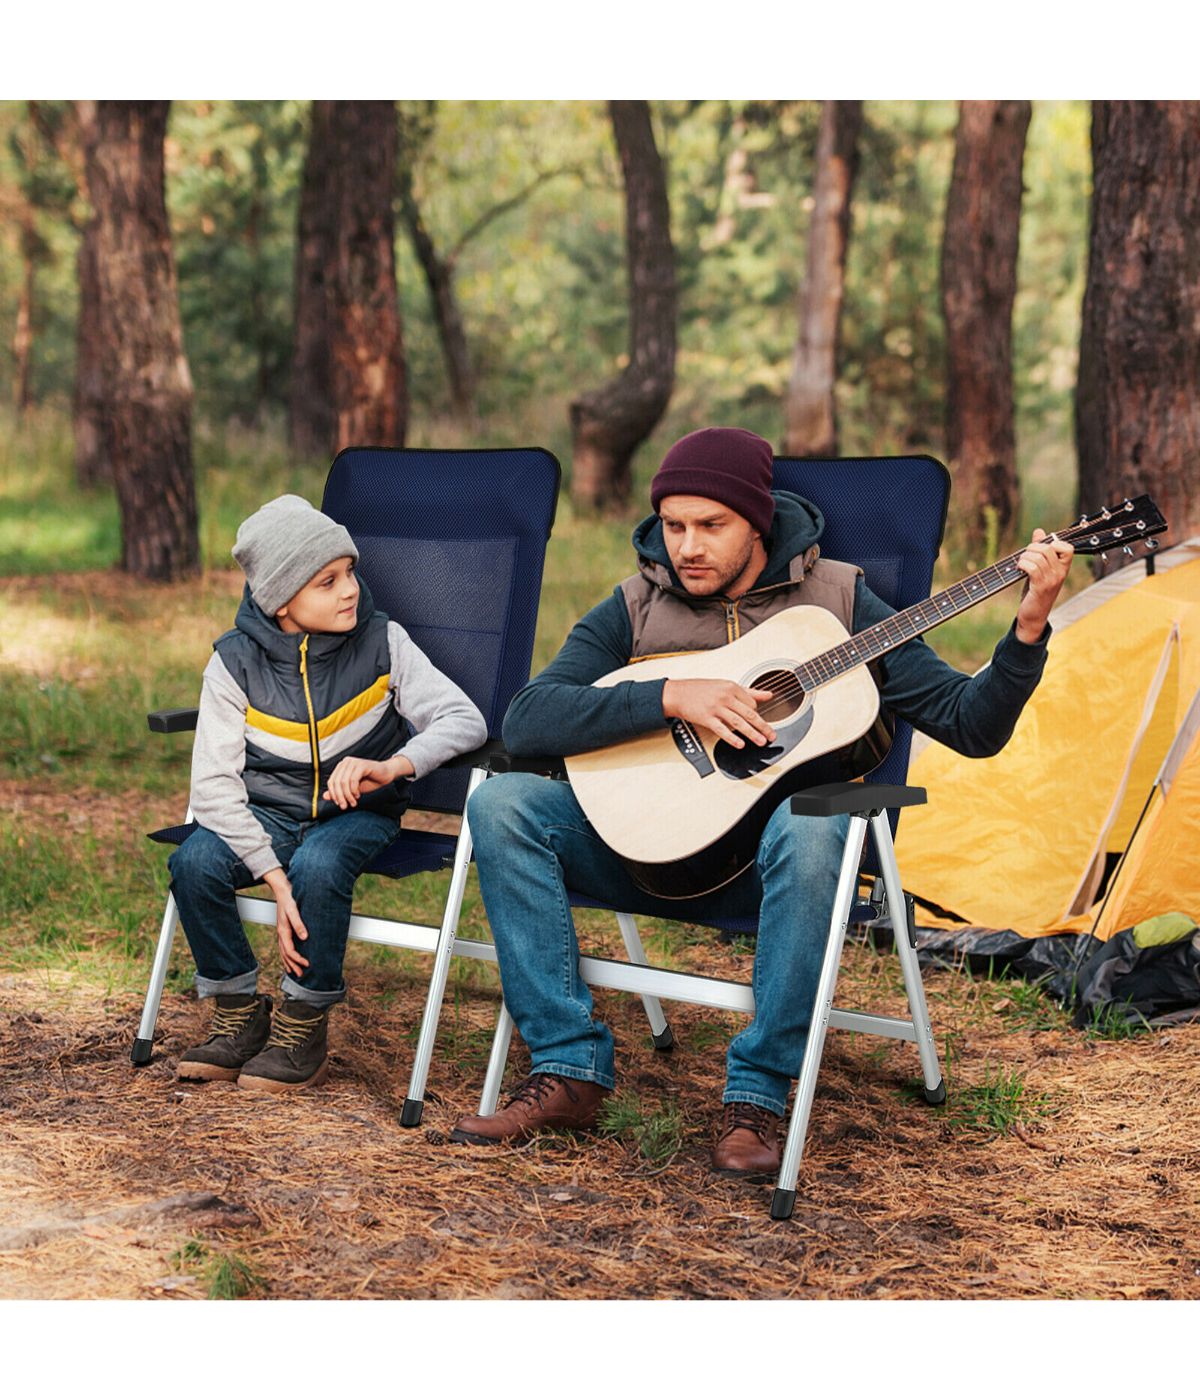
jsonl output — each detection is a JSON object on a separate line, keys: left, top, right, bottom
{"left": 722, "top": 1087, "right": 787, "bottom": 1118}
{"left": 530, "top": 1060, "right": 615, "bottom": 1092}
{"left": 280, "top": 973, "right": 346, "bottom": 1008}
{"left": 194, "top": 966, "right": 259, "bottom": 999}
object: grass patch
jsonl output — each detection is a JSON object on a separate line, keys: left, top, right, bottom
{"left": 1083, "top": 1002, "right": 1154, "bottom": 1041}
{"left": 939, "top": 1056, "right": 1052, "bottom": 1137}
{"left": 598, "top": 1090, "right": 684, "bottom": 1167}
{"left": 985, "top": 976, "right": 1072, "bottom": 1033}
{"left": 169, "top": 1239, "right": 266, "bottom": 1300}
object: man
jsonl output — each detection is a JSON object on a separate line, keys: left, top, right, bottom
{"left": 453, "top": 427, "right": 1073, "bottom": 1177}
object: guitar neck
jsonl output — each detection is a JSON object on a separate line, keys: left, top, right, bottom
{"left": 795, "top": 548, "right": 1032, "bottom": 690}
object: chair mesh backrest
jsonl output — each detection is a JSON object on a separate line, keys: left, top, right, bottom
{"left": 321, "top": 446, "right": 561, "bottom": 813}
{"left": 772, "top": 455, "right": 951, "bottom": 852}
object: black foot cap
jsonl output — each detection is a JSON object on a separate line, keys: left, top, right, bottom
{"left": 400, "top": 1097, "right": 424, "bottom": 1128}
{"left": 770, "top": 1188, "right": 797, "bottom": 1221}
{"left": 131, "top": 1037, "right": 153, "bottom": 1067}
{"left": 922, "top": 1079, "right": 947, "bottom": 1106}
{"left": 652, "top": 1026, "right": 675, "bottom": 1052}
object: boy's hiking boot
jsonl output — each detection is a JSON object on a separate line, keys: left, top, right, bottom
{"left": 177, "top": 993, "right": 272, "bottom": 1082}
{"left": 237, "top": 998, "right": 330, "bottom": 1093}
{"left": 450, "top": 1072, "right": 609, "bottom": 1145}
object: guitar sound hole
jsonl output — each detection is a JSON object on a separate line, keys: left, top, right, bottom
{"left": 752, "top": 669, "right": 804, "bottom": 722}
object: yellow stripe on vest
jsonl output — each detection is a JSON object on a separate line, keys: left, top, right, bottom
{"left": 246, "top": 673, "right": 391, "bottom": 743}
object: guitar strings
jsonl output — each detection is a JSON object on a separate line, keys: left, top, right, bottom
{"left": 746, "top": 511, "right": 1145, "bottom": 710}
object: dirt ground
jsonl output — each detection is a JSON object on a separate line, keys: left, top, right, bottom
{"left": 2, "top": 927, "right": 1198, "bottom": 1301}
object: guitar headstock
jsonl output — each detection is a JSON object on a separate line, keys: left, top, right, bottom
{"left": 1060, "top": 495, "right": 1168, "bottom": 561}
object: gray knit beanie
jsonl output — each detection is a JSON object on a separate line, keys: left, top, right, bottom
{"left": 232, "top": 495, "right": 359, "bottom": 617}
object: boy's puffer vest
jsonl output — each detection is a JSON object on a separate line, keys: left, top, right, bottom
{"left": 620, "top": 547, "right": 860, "bottom": 661}
{"left": 215, "top": 587, "right": 409, "bottom": 824}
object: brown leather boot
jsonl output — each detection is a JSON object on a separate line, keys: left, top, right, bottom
{"left": 712, "top": 1102, "right": 783, "bottom": 1178}
{"left": 451, "top": 1073, "right": 610, "bottom": 1145}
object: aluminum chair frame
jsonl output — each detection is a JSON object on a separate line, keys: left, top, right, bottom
{"left": 468, "top": 453, "right": 953, "bottom": 1220}
{"left": 472, "top": 779, "right": 943, "bottom": 1220}
{"left": 129, "top": 447, "right": 682, "bottom": 1120}
{"left": 132, "top": 755, "right": 671, "bottom": 1122}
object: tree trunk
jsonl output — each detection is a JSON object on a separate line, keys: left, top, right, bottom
{"left": 399, "top": 173, "right": 476, "bottom": 418}
{"left": 74, "top": 214, "right": 113, "bottom": 485}
{"left": 77, "top": 100, "right": 199, "bottom": 581}
{"left": 570, "top": 100, "right": 676, "bottom": 510}
{"left": 327, "top": 102, "right": 406, "bottom": 451}
{"left": 288, "top": 101, "right": 335, "bottom": 459}
{"left": 941, "top": 100, "right": 1031, "bottom": 559}
{"left": 12, "top": 208, "right": 35, "bottom": 414}
{"left": 784, "top": 100, "right": 863, "bottom": 458}
{"left": 1077, "top": 101, "right": 1200, "bottom": 568}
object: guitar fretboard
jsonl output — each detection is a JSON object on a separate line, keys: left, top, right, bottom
{"left": 794, "top": 553, "right": 1031, "bottom": 690}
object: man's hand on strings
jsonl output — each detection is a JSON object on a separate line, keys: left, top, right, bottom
{"left": 662, "top": 678, "right": 777, "bottom": 748}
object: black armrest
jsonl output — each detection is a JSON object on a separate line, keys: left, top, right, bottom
{"left": 440, "top": 738, "right": 565, "bottom": 778}
{"left": 790, "top": 782, "right": 926, "bottom": 818}
{"left": 483, "top": 747, "right": 567, "bottom": 779}
{"left": 442, "top": 739, "right": 509, "bottom": 769}
{"left": 148, "top": 708, "right": 199, "bottom": 734}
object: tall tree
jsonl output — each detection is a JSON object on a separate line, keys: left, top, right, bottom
{"left": 784, "top": 100, "right": 863, "bottom": 457}
{"left": 570, "top": 101, "right": 676, "bottom": 510}
{"left": 941, "top": 100, "right": 1031, "bottom": 558}
{"left": 1077, "top": 101, "right": 1200, "bottom": 562}
{"left": 327, "top": 101, "right": 406, "bottom": 451}
{"left": 288, "top": 100, "right": 335, "bottom": 459}
{"left": 77, "top": 101, "right": 199, "bottom": 580}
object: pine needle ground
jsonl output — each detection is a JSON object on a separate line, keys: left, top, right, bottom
{"left": 2, "top": 868, "right": 1198, "bottom": 1300}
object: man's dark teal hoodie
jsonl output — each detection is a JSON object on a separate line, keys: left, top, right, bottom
{"left": 503, "top": 491, "right": 1049, "bottom": 759}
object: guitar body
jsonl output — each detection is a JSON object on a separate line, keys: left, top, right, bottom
{"left": 565, "top": 607, "right": 892, "bottom": 899}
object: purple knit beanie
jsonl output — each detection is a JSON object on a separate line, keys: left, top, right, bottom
{"left": 650, "top": 427, "right": 775, "bottom": 538}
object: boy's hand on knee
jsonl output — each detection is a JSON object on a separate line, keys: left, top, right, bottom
{"left": 264, "top": 867, "right": 309, "bottom": 977}
{"left": 323, "top": 754, "right": 415, "bottom": 809}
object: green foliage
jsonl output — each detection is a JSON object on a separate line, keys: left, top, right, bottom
{"left": 0, "top": 98, "right": 1090, "bottom": 492}
{"left": 934, "top": 1034, "right": 1053, "bottom": 1136}
{"left": 598, "top": 1090, "right": 684, "bottom": 1166}
{"left": 168, "top": 100, "right": 308, "bottom": 424}
{"left": 169, "top": 1239, "right": 266, "bottom": 1300}
{"left": 1083, "top": 1002, "right": 1153, "bottom": 1041}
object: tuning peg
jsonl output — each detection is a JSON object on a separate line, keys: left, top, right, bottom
{"left": 1124, "top": 498, "right": 1133, "bottom": 510}
{"left": 1101, "top": 507, "right": 1111, "bottom": 520}
{"left": 1145, "top": 538, "right": 1159, "bottom": 551}
{"left": 1123, "top": 545, "right": 1134, "bottom": 557}
{"left": 1100, "top": 552, "right": 1108, "bottom": 563}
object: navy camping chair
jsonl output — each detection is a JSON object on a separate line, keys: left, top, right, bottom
{"left": 134, "top": 446, "right": 634, "bottom": 1125}
{"left": 474, "top": 455, "right": 952, "bottom": 1220}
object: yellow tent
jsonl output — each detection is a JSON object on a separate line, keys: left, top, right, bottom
{"left": 895, "top": 549, "right": 1200, "bottom": 940}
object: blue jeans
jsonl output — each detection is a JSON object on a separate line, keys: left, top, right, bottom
{"left": 467, "top": 773, "right": 851, "bottom": 1116}
{"left": 168, "top": 804, "right": 400, "bottom": 1008}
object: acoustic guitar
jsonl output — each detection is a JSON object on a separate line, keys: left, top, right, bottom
{"left": 565, "top": 496, "right": 1168, "bottom": 899}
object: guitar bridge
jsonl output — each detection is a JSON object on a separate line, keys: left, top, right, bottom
{"left": 670, "top": 720, "right": 715, "bottom": 777}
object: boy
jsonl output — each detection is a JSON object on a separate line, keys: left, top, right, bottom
{"left": 169, "top": 494, "right": 487, "bottom": 1093}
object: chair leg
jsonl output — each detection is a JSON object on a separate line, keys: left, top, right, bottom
{"left": 870, "top": 813, "right": 944, "bottom": 1104}
{"left": 400, "top": 766, "right": 487, "bottom": 1127}
{"left": 479, "top": 1002, "right": 515, "bottom": 1115}
{"left": 771, "top": 814, "right": 868, "bottom": 1221}
{"left": 614, "top": 911, "right": 674, "bottom": 1051}
{"left": 131, "top": 890, "right": 181, "bottom": 1065}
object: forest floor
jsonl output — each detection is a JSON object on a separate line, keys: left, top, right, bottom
{"left": 2, "top": 787, "right": 1198, "bottom": 1301}
{"left": 3, "top": 519, "right": 1197, "bottom": 1300}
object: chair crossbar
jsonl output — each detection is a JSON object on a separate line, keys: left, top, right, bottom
{"left": 238, "top": 897, "right": 918, "bottom": 1042}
